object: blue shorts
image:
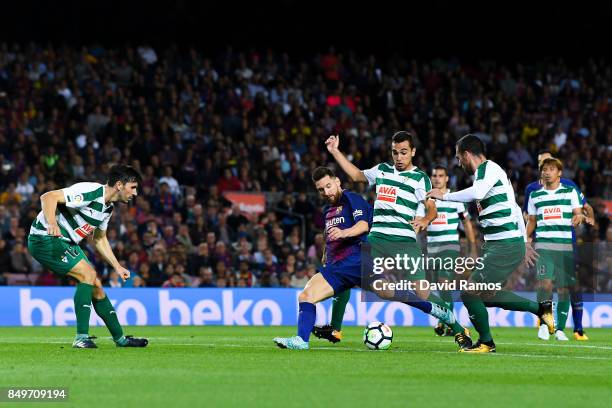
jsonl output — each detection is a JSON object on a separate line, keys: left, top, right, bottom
{"left": 319, "top": 264, "right": 362, "bottom": 294}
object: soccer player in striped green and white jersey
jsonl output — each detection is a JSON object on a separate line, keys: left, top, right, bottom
{"left": 427, "top": 134, "right": 554, "bottom": 353}
{"left": 426, "top": 165, "right": 476, "bottom": 336}
{"left": 526, "top": 157, "right": 585, "bottom": 341}
{"left": 27, "top": 165, "right": 148, "bottom": 348}
{"left": 325, "top": 131, "right": 473, "bottom": 350}
{"left": 524, "top": 150, "right": 594, "bottom": 341}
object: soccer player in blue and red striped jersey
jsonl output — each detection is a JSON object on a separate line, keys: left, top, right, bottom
{"left": 273, "top": 166, "right": 372, "bottom": 350}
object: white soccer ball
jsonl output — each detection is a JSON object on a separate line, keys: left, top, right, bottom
{"left": 363, "top": 321, "right": 393, "bottom": 350}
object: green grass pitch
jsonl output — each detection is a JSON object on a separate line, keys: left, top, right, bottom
{"left": 1, "top": 326, "right": 611, "bottom": 408}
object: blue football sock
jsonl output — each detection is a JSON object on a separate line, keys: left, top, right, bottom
{"left": 403, "top": 300, "right": 432, "bottom": 314}
{"left": 571, "top": 292, "right": 584, "bottom": 331}
{"left": 297, "top": 302, "right": 316, "bottom": 342}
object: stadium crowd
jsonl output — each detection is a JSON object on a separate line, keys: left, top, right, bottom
{"left": 0, "top": 43, "right": 609, "bottom": 290}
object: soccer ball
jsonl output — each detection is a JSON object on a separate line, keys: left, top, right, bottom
{"left": 363, "top": 321, "right": 393, "bottom": 350}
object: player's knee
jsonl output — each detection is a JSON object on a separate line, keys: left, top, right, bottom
{"left": 540, "top": 279, "right": 553, "bottom": 291}
{"left": 298, "top": 290, "right": 313, "bottom": 303}
{"left": 93, "top": 278, "right": 106, "bottom": 299}
{"left": 79, "top": 267, "right": 96, "bottom": 284}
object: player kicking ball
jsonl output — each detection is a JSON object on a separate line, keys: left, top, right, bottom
{"left": 273, "top": 167, "right": 372, "bottom": 350}
{"left": 310, "top": 132, "right": 473, "bottom": 349}
{"left": 274, "top": 165, "right": 472, "bottom": 350}
{"left": 27, "top": 165, "right": 149, "bottom": 348}
{"left": 427, "top": 134, "right": 555, "bottom": 353}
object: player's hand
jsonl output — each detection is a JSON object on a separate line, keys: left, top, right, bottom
{"left": 47, "top": 223, "right": 62, "bottom": 237}
{"left": 325, "top": 134, "right": 340, "bottom": 154}
{"left": 327, "top": 227, "right": 348, "bottom": 241}
{"left": 116, "top": 266, "right": 131, "bottom": 282}
{"left": 572, "top": 214, "right": 585, "bottom": 227}
{"left": 584, "top": 216, "right": 595, "bottom": 226}
{"left": 524, "top": 242, "right": 538, "bottom": 268}
{"left": 409, "top": 217, "right": 429, "bottom": 233}
{"left": 426, "top": 188, "right": 445, "bottom": 200}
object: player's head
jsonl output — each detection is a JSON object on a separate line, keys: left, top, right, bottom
{"left": 537, "top": 149, "right": 553, "bottom": 166}
{"left": 107, "top": 164, "right": 141, "bottom": 203}
{"left": 391, "top": 131, "right": 416, "bottom": 171}
{"left": 455, "top": 134, "right": 486, "bottom": 173}
{"left": 312, "top": 166, "right": 342, "bottom": 205}
{"left": 431, "top": 165, "right": 449, "bottom": 189}
{"left": 539, "top": 157, "right": 562, "bottom": 186}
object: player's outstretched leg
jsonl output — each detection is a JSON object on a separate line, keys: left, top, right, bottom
{"left": 274, "top": 273, "right": 334, "bottom": 350}
{"left": 484, "top": 289, "right": 555, "bottom": 335}
{"left": 92, "top": 279, "right": 148, "bottom": 347}
{"left": 401, "top": 285, "right": 472, "bottom": 350}
{"left": 312, "top": 289, "right": 350, "bottom": 343}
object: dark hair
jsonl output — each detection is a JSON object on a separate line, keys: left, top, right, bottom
{"left": 432, "top": 165, "right": 448, "bottom": 176}
{"left": 107, "top": 164, "right": 142, "bottom": 186}
{"left": 537, "top": 148, "right": 553, "bottom": 156}
{"left": 312, "top": 166, "right": 336, "bottom": 182}
{"left": 391, "top": 131, "right": 414, "bottom": 149}
{"left": 456, "top": 134, "right": 486, "bottom": 156}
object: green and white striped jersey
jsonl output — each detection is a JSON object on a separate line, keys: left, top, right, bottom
{"left": 29, "top": 182, "right": 114, "bottom": 244}
{"left": 428, "top": 195, "right": 467, "bottom": 252}
{"left": 363, "top": 162, "right": 431, "bottom": 242}
{"left": 527, "top": 183, "right": 581, "bottom": 250}
{"left": 444, "top": 160, "right": 524, "bottom": 242}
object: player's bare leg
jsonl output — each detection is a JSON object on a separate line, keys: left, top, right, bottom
{"left": 274, "top": 273, "right": 334, "bottom": 350}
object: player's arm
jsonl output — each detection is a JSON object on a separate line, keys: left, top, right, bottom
{"left": 93, "top": 229, "right": 130, "bottom": 281}
{"left": 583, "top": 202, "right": 595, "bottom": 226}
{"left": 325, "top": 134, "right": 367, "bottom": 183}
{"left": 523, "top": 196, "right": 539, "bottom": 266}
{"left": 409, "top": 199, "right": 437, "bottom": 234}
{"left": 40, "top": 190, "right": 66, "bottom": 237}
{"left": 571, "top": 188, "right": 586, "bottom": 226}
{"left": 572, "top": 208, "right": 586, "bottom": 226}
{"left": 566, "top": 180, "right": 595, "bottom": 226}
{"left": 321, "top": 246, "right": 326, "bottom": 266}
{"left": 462, "top": 217, "right": 479, "bottom": 259}
{"left": 428, "top": 170, "right": 497, "bottom": 202}
{"left": 461, "top": 216, "right": 476, "bottom": 244}
{"left": 327, "top": 220, "right": 369, "bottom": 241}
{"left": 525, "top": 215, "right": 537, "bottom": 243}
{"left": 321, "top": 230, "right": 327, "bottom": 265}
{"left": 523, "top": 214, "right": 538, "bottom": 267}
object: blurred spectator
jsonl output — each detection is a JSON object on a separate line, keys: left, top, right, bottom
{"left": 198, "top": 267, "right": 216, "bottom": 288}
{"left": 290, "top": 268, "right": 309, "bottom": 288}
{"left": 162, "top": 272, "right": 186, "bottom": 288}
{"left": 0, "top": 43, "right": 605, "bottom": 291}
{"left": 10, "top": 240, "right": 32, "bottom": 274}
